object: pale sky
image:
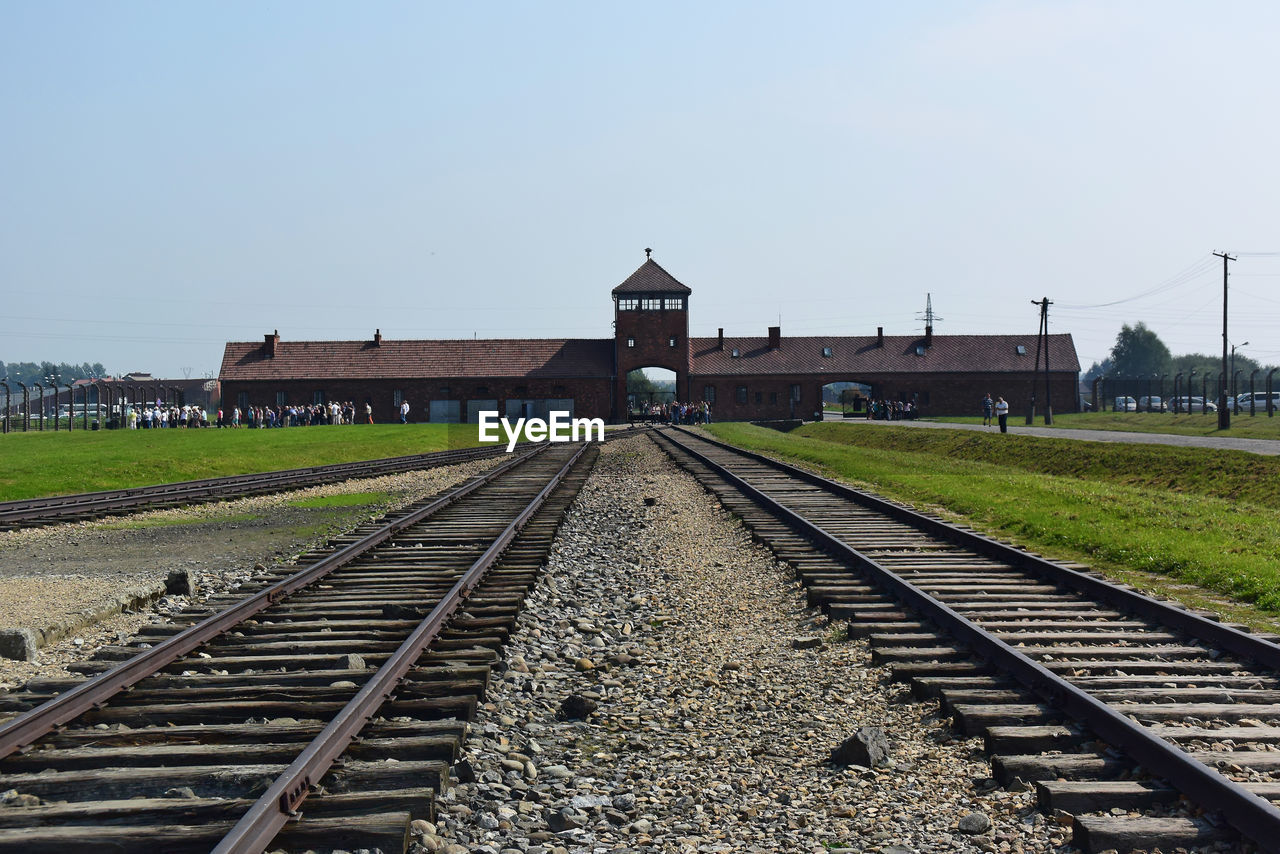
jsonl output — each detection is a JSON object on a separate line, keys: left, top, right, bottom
{"left": 4, "top": 1, "right": 1280, "bottom": 379}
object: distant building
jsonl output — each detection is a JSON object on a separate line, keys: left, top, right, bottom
{"left": 219, "top": 257, "right": 1080, "bottom": 422}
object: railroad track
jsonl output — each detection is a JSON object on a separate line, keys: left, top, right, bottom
{"left": 0, "top": 444, "right": 510, "bottom": 531}
{"left": 0, "top": 439, "right": 597, "bottom": 852}
{"left": 652, "top": 426, "right": 1280, "bottom": 854}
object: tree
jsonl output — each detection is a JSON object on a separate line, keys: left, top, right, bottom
{"left": 1109, "top": 322, "right": 1173, "bottom": 378}
{"left": 1082, "top": 358, "right": 1112, "bottom": 383}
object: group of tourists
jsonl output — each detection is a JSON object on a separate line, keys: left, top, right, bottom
{"left": 864, "top": 399, "right": 918, "bottom": 421}
{"left": 224, "top": 401, "right": 373, "bottom": 428}
{"left": 124, "top": 404, "right": 210, "bottom": 429}
{"left": 632, "top": 400, "right": 712, "bottom": 425}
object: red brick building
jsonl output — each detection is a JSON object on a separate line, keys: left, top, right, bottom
{"left": 219, "top": 256, "right": 1080, "bottom": 423}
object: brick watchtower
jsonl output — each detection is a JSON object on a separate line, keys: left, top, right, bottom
{"left": 612, "top": 251, "right": 692, "bottom": 419}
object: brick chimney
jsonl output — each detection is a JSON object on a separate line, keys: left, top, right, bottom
{"left": 374, "top": 328, "right": 382, "bottom": 346}
{"left": 717, "top": 328, "right": 724, "bottom": 350}
{"left": 876, "top": 327, "right": 884, "bottom": 347}
{"left": 924, "top": 324, "right": 933, "bottom": 348}
{"left": 264, "top": 330, "right": 280, "bottom": 358}
{"left": 768, "top": 326, "right": 781, "bottom": 350}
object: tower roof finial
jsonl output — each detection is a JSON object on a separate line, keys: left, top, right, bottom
{"left": 645, "top": 247, "right": 652, "bottom": 260}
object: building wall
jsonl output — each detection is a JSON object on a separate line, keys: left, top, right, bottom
{"left": 220, "top": 377, "right": 614, "bottom": 424}
{"left": 691, "top": 371, "right": 1080, "bottom": 421}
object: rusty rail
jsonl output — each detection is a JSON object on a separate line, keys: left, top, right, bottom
{"left": 654, "top": 426, "right": 1280, "bottom": 853}
{"left": 0, "top": 444, "right": 546, "bottom": 761}
{"left": 212, "top": 440, "right": 591, "bottom": 853}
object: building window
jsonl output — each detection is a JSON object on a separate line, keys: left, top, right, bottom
{"left": 276, "top": 391, "right": 286, "bottom": 407}
{"left": 627, "top": 337, "right": 635, "bottom": 348}
{"left": 769, "top": 391, "right": 777, "bottom": 404}
{"left": 618, "top": 298, "right": 639, "bottom": 311}
{"left": 669, "top": 336, "right": 677, "bottom": 347}
{"left": 393, "top": 389, "right": 403, "bottom": 407}
{"left": 915, "top": 345, "right": 926, "bottom": 356}
{"left": 1016, "top": 345, "right": 1027, "bottom": 355}
{"left": 731, "top": 348, "right": 740, "bottom": 358}
{"left": 238, "top": 392, "right": 249, "bottom": 411}
{"left": 703, "top": 385, "right": 716, "bottom": 403}
{"left": 736, "top": 386, "right": 747, "bottom": 404}
{"left": 822, "top": 346, "right": 833, "bottom": 357}
{"left": 790, "top": 384, "right": 801, "bottom": 402}
{"left": 663, "top": 297, "right": 684, "bottom": 310}
{"left": 641, "top": 297, "right": 662, "bottom": 310}
{"left": 313, "top": 390, "right": 326, "bottom": 405}
{"left": 755, "top": 391, "right": 762, "bottom": 404}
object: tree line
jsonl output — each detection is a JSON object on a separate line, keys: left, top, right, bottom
{"left": 1083, "top": 323, "right": 1274, "bottom": 382}
{"left": 0, "top": 360, "right": 108, "bottom": 386}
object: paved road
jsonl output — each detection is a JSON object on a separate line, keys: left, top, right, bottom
{"left": 824, "top": 417, "right": 1280, "bottom": 456}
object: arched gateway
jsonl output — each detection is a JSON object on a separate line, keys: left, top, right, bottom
{"left": 218, "top": 254, "right": 1081, "bottom": 423}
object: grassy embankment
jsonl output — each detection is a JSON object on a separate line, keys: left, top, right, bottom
{"left": 0, "top": 425, "right": 483, "bottom": 501}
{"left": 703, "top": 421, "right": 1280, "bottom": 630}
{"left": 930, "top": 411, "right": 1280, "bottom": 439}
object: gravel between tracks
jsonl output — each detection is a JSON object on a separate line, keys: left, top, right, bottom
{"left": 0, "top": 458, "right": 498, "bottom": 690}
{"left": 424, "top": 435, "right": 1073, "bottom": 854}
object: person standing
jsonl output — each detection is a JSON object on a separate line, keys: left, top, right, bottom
{"left": 982, "top": 393, "right": 993, "bottom": 427}
{"left": 995, "top": 396, "right": 1010, "bottom": 433}
{"left": 365, "top": 402, "right": 374, "bottom": 424}
{"left": 400, "top": 399, "right": 409, "bottom": 424}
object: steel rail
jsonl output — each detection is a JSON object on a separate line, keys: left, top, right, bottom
{"left": 673, "top": 426, "right": 1280, "bottom": 671}
{"left": 653, "top": 427, "right": 1280, "bottom": 852}
{"left": 0, "top": 444, "right": 507, "bottom": 525}
{"left": 0, "top": 443, "right": 547, "bottom": 761}
{"left": 212, "top": 440, "right": 592, "bottom": 854}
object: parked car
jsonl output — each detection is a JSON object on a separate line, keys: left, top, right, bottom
{"left": 1174, "top": 396, "right": 1218, "bottom": 413}
{"left": 1113, "top": 396, "right": 1137, "bottom": 412}
{"left": 1137, "top": 396, "right": 1166, "bottom": 412}
{"left": 1234, "top": 392, "right": 1280, "bottom": 413}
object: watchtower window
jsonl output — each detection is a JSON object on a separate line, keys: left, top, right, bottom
{"left": 618, "top": 298, "right": 639, "bottom": 311}
{"left": 669, "top": 336, "right": 677, "bottom": 347}
{"left": 627, "top": 337, "right": 635, "bottom": 348}
{"left": 641, "top": 297, "right": 662, "bottom": 310}
{"left": 663, "top": 297, "right": 684, "bottom": 310}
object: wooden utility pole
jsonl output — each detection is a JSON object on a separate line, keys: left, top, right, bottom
{"left": 1029, "top": 298, "right": 1053, "bottom": 425}
{"left": 1214, "top": 251, "right": 1235, "bottom": 429}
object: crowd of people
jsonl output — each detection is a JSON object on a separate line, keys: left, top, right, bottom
{"left": 118, "top": 400, "right": 375, "bottom": 429}
{"left": 864, "top": 399, "right": 919, "bottom": 421}
{"left": 631, "top": 400, "right": 712, "bottom": 425}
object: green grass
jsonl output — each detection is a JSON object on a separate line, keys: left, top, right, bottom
{"left": 287, "top": 492, "right": 393, "bottom": 509}
{"left": 0, "top": 425, "right": 483, "bottom": 501}
{"left": 702, "top": 422, "right": 1280, "bottom": 627}
{"left": 931, "top": 411, "right": 1280, "bottom": 439}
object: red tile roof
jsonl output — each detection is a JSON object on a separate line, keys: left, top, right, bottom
{"left": 691, "top": 334, "right": 1080, "bottom": 376}
{"left": 610, "top": 259, "right": 693, "bottom": 295}
{"left": 220, "top": 338, "right": 615, "bottom": 381}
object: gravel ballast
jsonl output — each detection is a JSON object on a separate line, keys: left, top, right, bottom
{"left": 426, "top": 435, "right": 1075, "bottom": 854}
